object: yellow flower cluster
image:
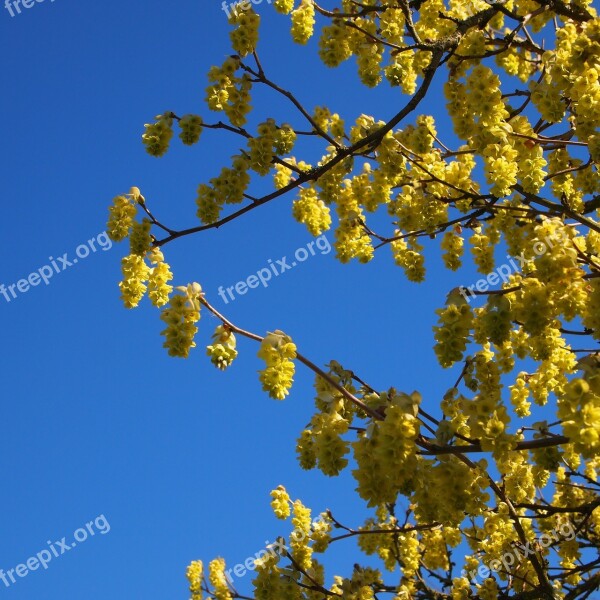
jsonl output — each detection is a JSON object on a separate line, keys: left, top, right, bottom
{"left": 559, "top": 370, "right": 600, "bottom": 458}
{"left": 510, "top": 116, "right": 548, "bottom": 194}
{"left": 273, "top": 159, "right": 297, "bottom": 189}
{"left": 264, "top": 491, "right": 332, "bottom": 591}
{"left": 474, "top": 295, "right": 511, "bottom": 347}
{"left": 358, "top": 505, "right": 434, "bottom": 581}
{"left": 354, "top": 21, "right": 384, "bottom": 88}
{"left": 319, "top": 19, "right": 352, "bottom": 67}
{"left": 142, "top": 112, "right": 174, "bottom": 157}
{"left": 270, "top": 485, "right": 291, "bottom": 519}
{"left": 195, "top": 184, "right": 221, "bottom": 226}
{"left": 312, "top": 107, "right": 345, "bottom": 139}
{"left": 251, "top": 551, "right": 283, "bottom": 600}
{"left": 206, "top": 325, "right": 238, "bottom": 370}
{"left": 292, "top": 186, "right": 332, "bottom": 236}
{"left": 290, "top": 0, "right": 315, "bottom": 45}
{"left": 228, "top": 8, "right": 260, "bottom": 56}
{"left": 205, "top": 57, "right": 252, "bottom": 127}
{"left": 208, "top": 558, "right": 232, "bottom": 600}
{"left": 311, "top": 514, "right": 331, "bottom": 553}
{"left": 441, "top": 229, "right": 464, "bottom": 271}
{"left": 421, "top": 528, "right": 457, "bottom": 572}
{"left": 385, "top": 52, "right": 417, "bottom": 95}
{"left": 458, "top": 349, "right": 518, "bottom": 456}
{"left": 548, "top": 148, "right": 585, "bottom": 212}
{"left": 248, "top": 119, "right": 277, "bottom": 175}
{"left": 330, "top": 566, "right": 382, "bottom": 599}
{"left": 295, "top": 363, "right": 356, "bottom": 473}
{"left": 129, "top": 219, "right": 152, "bottom": 256}
{"left": 509, "top": 373, "right": 531, "bottom": 418}
{"left": 583, "top": 279, "right": 600, "bottom": 339}
{"left": 257, "top": 330, "right": 297, "bottom": 400}
{"left": 186, "top": 560, "right": 203, "bottom": 600}
{"left": 109, "top": 188, "right": 176, "bottom": 310}
{"left": 334, "top": 185, "right": 374, "bottom": 263}
{"left": 307, "top": 411, "right": 350, "bottom": 476}
{"left": 148, "top": 248, "right": 173, "bottom": 308}
{"left": 178, "top": 114, "right": 203, "bottom": 146}
{"left": 159, "top": 283, "right": 202, "bottom": 358}
{"left": 467, "top": 65, "right": 508, "bottom": 128}
{"left": 196, "top": 155, "right": 251, "bottom": 224}
{"left": 413, "top": 456, "right": 490, "bottom": 525}
{"left": 482, "top": 143, "right": 519, "bottom": 197}
{"left": 495, "top": 42, "right": 534, "bottom": 82}
{"left": 119, "top": 254, "right": 151, "bottom": 309}
{"left": 391, "top": 236, "right": 425, "bottom": 282}
{"left": 397, "top": 530, "right": 420, "bottom": 579}
{"left": 451, "top": 576, "right": 472, "bottom": 600}
{"left": 107, "top": 195, "right": 137, "bottom": 242}
{"left": 477, "top": 577, "right": 500, "bottom": 600}
{"left": 296, "top": 428, "right": 317, "bottom": 470}
{"left": 290, "top": 500, "right": 313, "bottom": 569}
{"left": 537, "top": 19, "right": 600, "bottom": 139}
{"left": 315, "top": 152, "right": 353, "bottom": 205}
{"left": 273, "top": 0, "right": 294, "bottom": 14}
{"left": 445, "top": 79, "right": 476, "bottom": 139}
{"left": 273, "top": 124, "right": 296, "bottom": 155}
{"left": 530, "top": 78, "right": 565, "bottom": 123}
{"left": 353, "top": 391, "right": 420, "bottom": 506}
{"left": 433, "top": 290, "right": 474, "bottom": 368}
{"left": 415, "top": 0, "right": 454, "bottom": 41}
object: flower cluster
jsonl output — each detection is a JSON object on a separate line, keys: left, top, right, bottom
{"left": 147, "top": 248, "right": 173, "bottom": 308}
{"left": 206, "top": 325, "right": 238, "bottom": 370}
{"left": 292, "top": 186, "right": 332, "bottom": 236}
{"left": 208, "top": 558, "right": 232, "bottom": 600}
{"left": 196, "top": 155, "right": 251, "bottom": 224}
{"left": 559, "top": 368, "right": 600, "bottom": 458}
{"left": 186, "top": 560, "right": 203, "bottom": 600}
{"left": 205, "top": 56, "right": 252, "bottom": 127}
{"left": 257, "top": 331, "right": 297, "bottom": 400}
{"left": 248, "top": 119, "right": 277, "bottom": 175}
{"left": 433, "top": 289, "right": 474, "bottom": 368}
{"left": 142, "top": 112, "right": 174, "bottom": 157}
{"left": 228, "top": 7, "right": 260, "bottom": 57}
{"left": 107, "top": 194, "right": 137, "bottom": 242}
{"left": 159, "top": 283, "right": 202, "bottom": 358}
{"left": 353, "top": 390, "right": 421, "bottom": 506}
{"left": 108, "top": 188, "right": 176, "bottom": 311}
{"left": 178, "top": 114, "right": 203, "bottom": 146}
{"left": 119, "top": 254, "right": 151, "bottom": 309}
{"left": 291, "top": 0, "right": 315, "bottom": 44}
{"left": 270, "top": 485, "right": 291, "bottom": 520}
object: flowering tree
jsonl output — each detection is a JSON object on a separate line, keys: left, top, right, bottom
{"left": 108, "top": 0, "right": 600, "bottom": 598}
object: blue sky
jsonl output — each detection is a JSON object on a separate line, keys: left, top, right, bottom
{"left": 0, "top": 1, "right": 527, "bottom": 598}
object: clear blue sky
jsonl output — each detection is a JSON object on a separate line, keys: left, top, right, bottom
{"left": 0, "top": 1, "right": 501, "bottom": 598}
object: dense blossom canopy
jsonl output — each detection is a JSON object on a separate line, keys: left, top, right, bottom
{"left": 109, "top": 0, "right": 600, "bottom": 597}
